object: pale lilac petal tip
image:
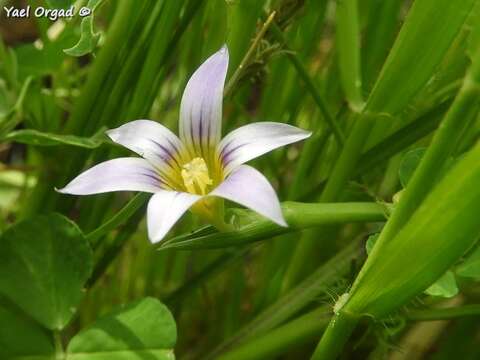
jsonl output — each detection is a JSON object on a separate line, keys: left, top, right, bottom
{"left": 57, "top": 158, "right": 163, "bottom": 195}
{"left": 219, "top": 122, "right": 312, "bottom": 174}
{"left": 210, "top": 165, "right": 287, "bottom": 227}
{"left": 147, "top": 190, "right": 202, "bottom": 243}
{"left": 179, "top": 46, "right": 229, "bottom": 155}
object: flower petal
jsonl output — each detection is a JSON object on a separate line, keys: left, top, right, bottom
{"left": 179, "top": 46, "right": 229, "bottom": 157}
{"left": 210, "top": 165, "right": 287, "bottom": 226}
{"left": 107, "top": 120, "right": 185, "bottom": 166}
{"left": 147, "top": 190, "right": 202, "bottom": 243}
{"left": 219, "top": 122, "right": 312, "bottom": 174}
{"left": 57, "top": 158, "right": 163, "bottom": 195}
{"left": 107, "top": 120, "right": 187, "bottom": 189}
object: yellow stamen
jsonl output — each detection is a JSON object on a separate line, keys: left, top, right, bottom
{"left": 181, "top": 157, "right": 213, "bottom": 195}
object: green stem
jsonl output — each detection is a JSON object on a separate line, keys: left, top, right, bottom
{"left": 406, "top": 304, "right": 480, "bottom": 321}
{"left": 160, "top": 202, "right": 386, "bottom": 250}
{"left": 310, "top": 311, "right": 359, "bottom": 360}
{"left": 320, "top": 114, "right": 374, "bottom": 202}
{"left": 13, "top": 76, "right": 32, "bottom": 114}
{"left": 268, "top": 21, "right": 345, "bottom": 145}
{"left": 53, "top": 331, "right": 64, "bottom": 360}
{"left": 224, "top": 11, "right": 277, "bottom": 97}
{"left": 336, "top": 0, "right": 364, "bottom": 111}
{"left": 217, "top": 307, "right": 330, "bottom": 360}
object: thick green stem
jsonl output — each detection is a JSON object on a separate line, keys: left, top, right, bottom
{"left": 336, "top": 0, "right": 364, "bottom": 111}
{"left": 53, "top": 331, "right": 64, "bottom": 360}
{"left": 160, "top": 202, "right": 386, "bottom": 250}
{"left": 310, "top": 311, "right": 359, "bottom": 360}
{"left": 320, "top": 114, "right": 374, "bottom": 202}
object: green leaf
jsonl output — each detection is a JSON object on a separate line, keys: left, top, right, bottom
{"left": 365, "top": 233, "right": 379, "bottom": 255}
{"left": 15, "top": 29, "right": 76, "bottom": 80}
{"left": 0, "top": 306, "right": 54, "bottom": 359}
{"left": 456, "top": 244, "right": 480, "bottom": 278}
{"left": 366, "top": 0, "right": 476, "bottom": 114}
{"left": 0, "top": 77, "right": 33, "bottom": 137}
{"left": 0, "top": 40, "right": 18, "bottom": 88}
{"left": 398, "top": 148, "right": 426, "bottom": 187}
{"left": 316, "top": 0, "right": 474, "bottom": 206}
{"left": 336, "top": 0, "right": 363, "bottom": 111}
{"left": 67, "top": 297, "right": 176, "bottom": 360}
{"left": 362, "top": 0, "right": 403, "bottom": 90}
{"left": 0, "top": 213, "right": 93, "bottom": 330}
{"left": 344, "top": 142, "right": 480, "bottom": 318}
{"left": 424, "top": 271, "right": 459, "bottom": 298}
{"left": 467, "top": 1, "right": 480, "bottom": 58}
{"left": 3, "top": 127, "right": 108, "bottom": 148}
{"left": 226, "top": 0, "right": 265, "bottom": 71}
{"left": 0, "top": 170, "right": 35, "bottom": 212}
{"left": 64, "top": 16, "right": 100, "bottom": 57}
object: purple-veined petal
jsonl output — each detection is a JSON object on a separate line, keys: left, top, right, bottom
{"left": 210, "top": 165, "right": 287, "bottom": 227}
{"left": 57, "top": 158, "right": 164, "bottom": 195}
{"left": 107, "top": 120, "right": 187, "bottom": 189}
{"left": 179, "top": 46, "right": 229, "bottom": 157}
{"left": 218, "top": 122, "right": 312, "bottom": 174}
{"left": 106, "top": 120, "right": 185, "bottom": 168}
{"left": 147, "top": 190, "right": 202, "bottom": 243}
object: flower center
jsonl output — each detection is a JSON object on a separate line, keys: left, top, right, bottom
{"left": 181, "top": 157, "right": 213, "bottom": 195}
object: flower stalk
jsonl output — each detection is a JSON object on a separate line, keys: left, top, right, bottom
{"left": 310, "top": 310, "right": 359, "bottom": 360}
{"left": 224, "top": 11, "right": 276, "bottom": 97}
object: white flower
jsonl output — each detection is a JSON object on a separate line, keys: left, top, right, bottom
{"left": 58, "top": 46, "right": 311, "bottom": 243}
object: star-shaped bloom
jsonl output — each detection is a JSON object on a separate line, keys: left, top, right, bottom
{"left": 58, "top": 46, "right": 311, "bottom": 243}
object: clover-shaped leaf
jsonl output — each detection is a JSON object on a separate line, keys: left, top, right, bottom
{"left": 67, "top": 297, "right": 177, "bottom": 360}
{"left": 0, "top": 213, "right": 93, "bottom": 330}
